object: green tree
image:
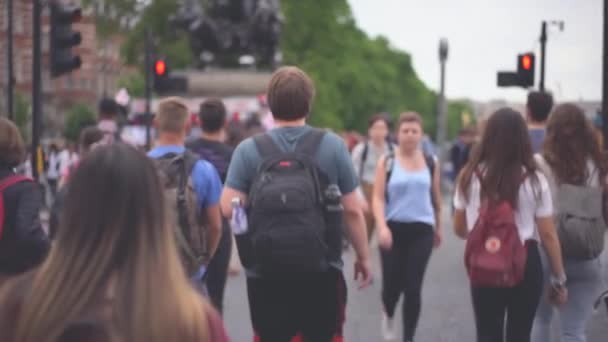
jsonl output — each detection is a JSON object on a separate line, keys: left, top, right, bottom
{"left": 64, "top": 104, "right": 96, "bottom": 142}
{"left": 95, "top": 0, "right": 470, "bottom": 137}
{"left": 121, "top": 0, "right": 192, "bottom": 70}
{"left": 117, "top": 71, "right": 146, "bottom": 97}
{"left": 82, "top": 0, "right": 142, "bottom": 39}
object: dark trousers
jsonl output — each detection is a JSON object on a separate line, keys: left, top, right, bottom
{"left": 471, "top": 242, "right": 543, "bottom": 342}
{"left": 381, "top": 221, "right": 434, "bottom": 342}
{"left": 205, "top": 221, "right": 232, "bottom": 314}
{"left": 248, "top": 269, "right": 347, "bottom": 342}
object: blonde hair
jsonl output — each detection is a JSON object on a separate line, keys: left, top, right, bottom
{"left": 156, "top": 97, "right": 190, "bottom": 134}
{"left": 5, "top": 144, "right": 210, "bottom": 342}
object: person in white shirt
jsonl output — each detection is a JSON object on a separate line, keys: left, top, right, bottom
{"left": 453, "top": 108, "right": 566, "bottom": 342}
{"left": 45, "top": 144, "right": 61, "bottom": 199}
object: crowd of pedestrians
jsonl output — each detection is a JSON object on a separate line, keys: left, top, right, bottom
{"left": 0, "top": 65, "right": 606, "bottom": 342}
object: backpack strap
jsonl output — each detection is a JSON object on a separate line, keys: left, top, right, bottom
{"left": 295, "top": 129, "right": 326, "bottom": 204}
{"left": 295, "top": 129, "right": 326, "bottom": 156}
{"left": 359, "top": 142, "right": 369, "bottom": 180}
{"left": 425, "top": 154, "right": 437, "bottom": 210}
{"left": 384, "top": 151, "right": 395, "bottom": 203}
{"left": 0, "top": 175, "right": 33, "bottom": 240}
{"left": 253, "top": 133, "right": 282, "bottom": 159}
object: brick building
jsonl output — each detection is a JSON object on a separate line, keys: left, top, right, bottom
{"left": 0, "top": 0, "right": 127, "bottom": 136}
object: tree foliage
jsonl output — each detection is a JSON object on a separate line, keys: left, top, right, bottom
{"left": 95, "top": 0, "right": 470, "bottom": 138}
{"left": 64, "top": 104, "right": 96, "bottom": 143}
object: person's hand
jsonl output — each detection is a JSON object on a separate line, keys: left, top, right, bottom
{"left": 433, "top": 229, "right": 443, "bottom": 249}
{"left": 378, "top": 226, "right": 393, "bottom": 251}
{"left": 549, "top": 285, "right": 568, "bottom": 306}
{"left": 354, "top": 258, "right": 372, "bottom": 290}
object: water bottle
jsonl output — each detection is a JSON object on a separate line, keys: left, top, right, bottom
{"left": 324, "top": 184, "right": 343, "bottom": 227}
{"left": 230, "top": 197, "right": 248, "bottom": 235}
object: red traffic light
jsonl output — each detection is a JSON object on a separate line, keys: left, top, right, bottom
{"left": 521, "top": 55, "right": 532, "bottom": 71}
{"left": 154, "top": 60, "right": 167, "bottom": 76}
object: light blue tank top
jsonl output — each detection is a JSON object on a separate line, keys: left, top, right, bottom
{"left": 385, "top": 159, "right": 435, "bottom": 227}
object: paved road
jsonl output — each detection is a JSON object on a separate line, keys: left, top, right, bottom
{"left": 223, "top": 210, "right": 608, "bottom": 341}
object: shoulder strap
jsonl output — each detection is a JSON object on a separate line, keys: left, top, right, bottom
{"left": 253, "top": 133, "right": 282, "bottom": 158}
{"left": 359, "top": 142, "right": 369, "bottom": 179}
{"left": 295, "top": 128, "right": 326, "bottom": 156}
{"left": 0, "top": 175, "right": 32, "bottom": 192}
{"left": 384, "top": 151, "right": 395, "bottom": 202}
{"left": 424, "top": 154, "right": 435, "bottom": 176}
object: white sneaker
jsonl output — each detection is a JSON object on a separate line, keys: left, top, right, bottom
{"left": 381, "top": 312, "right": 396, "bottom": 340}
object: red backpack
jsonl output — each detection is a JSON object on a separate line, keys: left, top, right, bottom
{"left": 0, "top": 175, "right": 32, "bottom": 240}
{"left": 464, "top": 171, "right": 527, "bottom": 288}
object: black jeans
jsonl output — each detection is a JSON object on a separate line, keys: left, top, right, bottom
{"left": 204, "top": 221, "right": 232, "bottom": 314}
{"left": 471, "top": 241, "right": 543, "bottom": 342}
{"left": 248, "top": 269, "right": 347, "bottom": 342}
{"left": 381, "top": 221, "right": 434, "bottom": 342}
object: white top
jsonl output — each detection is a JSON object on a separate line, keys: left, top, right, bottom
{"left": 46, "top": 152, "right": 61, "bottom": 179}
{"left": 453, "top": 170, "right": 554, "bottom": 243}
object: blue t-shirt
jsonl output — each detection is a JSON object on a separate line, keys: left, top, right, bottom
{"left": 529, "top": 128, "right": 546, "bottom": 154}
{"left": 148, "top": 145, "right": 222, "bottom": 209}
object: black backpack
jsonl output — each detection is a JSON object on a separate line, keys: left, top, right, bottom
{"left": 246, "top": 129, "right": 331, "bottom": 274}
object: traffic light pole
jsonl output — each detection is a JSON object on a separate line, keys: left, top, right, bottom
{"left": 7, "top": 0, "right": 14, "bottom": 120}
{"left": 539, "top": 21, "right": 547, "bottom": 92}
{"left": 144, "top": 29, "right": 153, "bottom": 151}
{"left": 31, "top": 0, "right": 42, "bottom": 181}
{"left": 603, "top": 0, "right": 608, "bottom": 150}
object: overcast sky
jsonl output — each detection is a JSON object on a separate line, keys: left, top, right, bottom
{"left": 348, "top": 0, "right": 603, "bottom": 103}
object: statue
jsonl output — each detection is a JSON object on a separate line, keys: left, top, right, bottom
{"left": 170, "top": 0, "right": 283, "bottom": 70}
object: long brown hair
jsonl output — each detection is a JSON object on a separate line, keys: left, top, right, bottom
{"left": 458, "top": 108, "right": 538, "bottom": 207}
{"left": 6, "top": 144, "right": 210, "bottom": 342}
{"left": 543, "top": 103, "right": 607, "bottom": 185}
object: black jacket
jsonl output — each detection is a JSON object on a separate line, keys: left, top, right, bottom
{"left": 0, "top": 168, "right": 50, "bottom": 276}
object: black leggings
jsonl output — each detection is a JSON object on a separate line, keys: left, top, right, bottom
{"left": 381, "top": 221, "right": 434, "bottom": 341}
{"left": 204, "top": 221, "right": 232, "bottom": 314}
{"left": 471, "top": 241, "right": 543, "bottom": 342}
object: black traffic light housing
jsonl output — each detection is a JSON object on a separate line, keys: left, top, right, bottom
{"left": 50, "top": 2, "right": 82, "bottom": 78}
{"left": 517, "top": 53, "right": 535, "bottom": 88}
{"left": 152, "top": 58, "right": 188, "bottom": 95}
{"left": 497, "top": 52, "right": 536, "bottom": 88}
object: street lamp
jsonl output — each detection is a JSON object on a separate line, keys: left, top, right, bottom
{"left": 436, "top": 38, "right": 449, "bottom": 161}
{"left": 540, "top": 20, "right": 565, "bottom": 92}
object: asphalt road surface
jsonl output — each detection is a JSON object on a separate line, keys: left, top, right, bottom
{"left": 223, "top": 211, "right": 608, "bottom": 341}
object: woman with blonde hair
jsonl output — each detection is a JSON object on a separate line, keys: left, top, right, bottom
{"left": 0, "top": 144, "right": 228, "bottom": 342}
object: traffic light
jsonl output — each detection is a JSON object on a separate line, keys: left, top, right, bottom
{"left": 152, "top": 58, "right": 187, "bottom": 94}
{"left": 153, "top": 59, "right": 168, "bottom": 93}
{"left": 497, "top": 52, "right": 536, "bottom": 88}
{"left": 517, "top": 53, "right": 535, "bottom": 87}
{"left": 50, "top": 2, "right": 82, "bottom": 78}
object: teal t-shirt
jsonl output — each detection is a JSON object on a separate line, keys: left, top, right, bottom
{"left": 225, "top": 125, "right": 359, "bottom": 272}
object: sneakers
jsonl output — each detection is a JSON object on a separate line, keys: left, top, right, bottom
{"left": 381, "top": 312, "right": 396, "bottom": 340}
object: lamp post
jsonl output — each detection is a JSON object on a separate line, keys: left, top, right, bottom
{"left": 436, "top": 38, "right": 449, "bottom": 160}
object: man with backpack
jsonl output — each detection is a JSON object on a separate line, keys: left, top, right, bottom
{"left": 187, "top": 98, "right": 234, "bottom": 314}
{"left": 148, "top": 98, "right": 223, "bottom": 286}
{"left": 221, "top": 66, "right": 372, "bottom": 341}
